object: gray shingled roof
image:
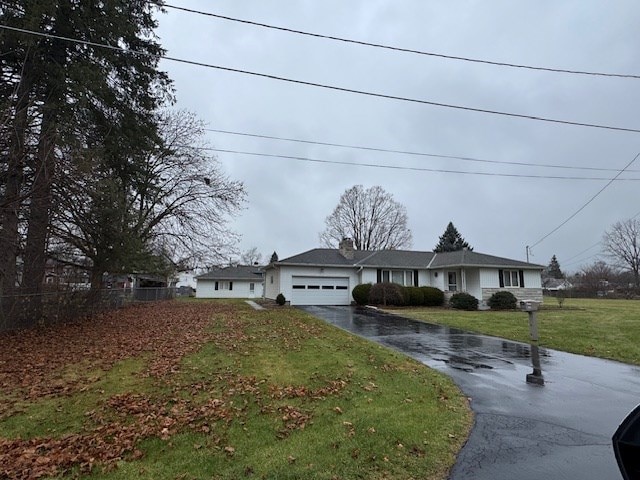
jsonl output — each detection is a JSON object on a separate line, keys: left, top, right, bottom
{"left": 277, "top": 249, "right": 374, "bottom": 266}
{"left": 196, "top": 265, "right": 264, "bottom": 280}
{"left": 356, "top": 250, "right": 435, "bottom": 268}
{"left": 276, "top": 248, "right": 542, "bottom": 269}
{"left": 429, "top": 250, "right": 543, "bottom": 269}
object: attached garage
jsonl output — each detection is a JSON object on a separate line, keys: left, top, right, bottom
{"left": 290, "top": 276, "right": 351, "bottom": 305}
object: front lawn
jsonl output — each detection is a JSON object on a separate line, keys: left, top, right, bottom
{"left": 400, "top": 297, "right": 640, "bottom": 365}
{"left": 0, "top": 300, "right": 472, "bottom": 480}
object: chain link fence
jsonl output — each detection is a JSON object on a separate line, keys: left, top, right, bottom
{"left": 0, "top": 287, "right": 175, "bottom": 332}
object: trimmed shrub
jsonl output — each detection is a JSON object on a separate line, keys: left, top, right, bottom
{"left": 449, "top": 292, "right": 478, "bottom": 311}
{"left": 420, "top": 286, "right": 445, "bottom": 307}
{"left": 369, "top": 282, "right": 405, "bottom": 306}
{"left": 352, "top": 283, "right": 372, "bottom": 306}
{"left": 403, "top": 286, "right": 424, "bottom": 306}
{"left": 488, "top": 290, "right": 518, "bottom": 310}
{"left": 275, "top": 293, "right": 286, "bottom": 306}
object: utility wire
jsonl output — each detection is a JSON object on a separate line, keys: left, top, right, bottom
{"left": 192, "top": 145, "right": 640, "bottom": 180}
{"left": 563, "top": 252, "right": 602, "bottom": 269}
{"left": 529, "top": 150, "right": 640, "bottom": 248}
{"left": 207, "top": 127, "right": 640, "bottom": 173}
{"left": 562, "top": 241, "right": 602, "bottom": 263}
{"left": 161, "top": 3, "right": 640, "bottom": 80}
{"left": 3, "top": 23, "right": 640, "bottom": 134}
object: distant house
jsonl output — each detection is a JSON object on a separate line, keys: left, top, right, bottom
{"left": 542, "top": 278, "right": 572, "bottom": 291}
{"left": 263, "top": 239, "right": 543, "bottom": 306}
{"left": 196, "top": 265, "right": 264, "bottom": 299}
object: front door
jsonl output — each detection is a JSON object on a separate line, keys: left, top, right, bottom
{"left": 448, "top": 272, "right": 458, "bottom": 292}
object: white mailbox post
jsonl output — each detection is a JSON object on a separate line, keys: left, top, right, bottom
{"left": 520, "top": 300, "right": 541, "bottom": 341}
{"left": 520, "top": 300, "right": 544, "bottom": 385}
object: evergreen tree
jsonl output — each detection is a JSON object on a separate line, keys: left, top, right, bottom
{"left": 433, "top": 222, "right": 473, "bottom": 253}
{"left": 270, "top": 251, "right": 279, "bottom": 263}
{"left": 546, "top": 255, "right": 564, "bottom": 279}
{"left": 0, "top": 1, "right": 172, "bottom": 295}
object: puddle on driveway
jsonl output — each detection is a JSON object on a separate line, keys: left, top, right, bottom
{"left": 302, "top": 305, "right": 549, "bottom": 374}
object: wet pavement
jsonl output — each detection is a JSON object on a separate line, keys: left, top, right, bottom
{"left": 299, "top": 305, "right": 640, "bottom": 480}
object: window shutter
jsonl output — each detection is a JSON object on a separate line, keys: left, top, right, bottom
{"left": 414, "top": 270, "right": 419, "bottom": 287}
{"left": 498, "top": 270, "right": 504, "bottom": 288}
{"left": 377, "top": 269, "right": 382, "bottom": 283}
{"left": 215, "top": 281, "right": 219, "bottom": 291}
{"left": 519, "top": 270, "right": 525, "bottom": 288}
{"left": 230, "top": 281, "right": 233, "bottom": 291}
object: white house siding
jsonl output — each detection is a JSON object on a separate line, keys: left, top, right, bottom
{"left": 479, "top": 267, "right": 543, "bottom": 303}
{"left": 464, "top": 269, "right": 482, "bottom": 300}
{"left": 264, "top": 267, "right": 280, "bottom": 300}
{"left": 196, "top": 279, "right": 263, "bottom": 299}
{"left": 480, "top": 268, "right": 500, "bottom": 288}
{"left": 430, "top": 270, "right": 446, "bottom": 291}
{"left": 276, "top": 265, "right": 358, "bottom": 305}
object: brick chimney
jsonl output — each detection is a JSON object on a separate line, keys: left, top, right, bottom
{"left": 339, "top": 237, "right": 355, "bottom": 260}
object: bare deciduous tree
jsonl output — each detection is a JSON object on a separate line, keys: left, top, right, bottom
{"left": 577, "top": 260, "right": 617, "bottom": 294}
{"left": 320, "top": 185, "right": 412, "bottom": 250}
{"left": 52, "top": 110, "right": 246, "bottom": 290}
{"left": 240, "top": 247, "right": 263, "bottom": 266}
{"left": 603, "top": 218, "right": 640, "bottom": 288}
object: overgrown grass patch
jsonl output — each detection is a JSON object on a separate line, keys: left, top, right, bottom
{"left": 400, "top": 297, "right": 640, "bottom": 365}
{"left": 0, "top": 301, "right": 471, "bottom": 479}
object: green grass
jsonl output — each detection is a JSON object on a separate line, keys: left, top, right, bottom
{"left": 399, "top": 297, "right": 640, "bottom": 365}
{"left": 1, "top": 302, "right": 472, "bottom": 480}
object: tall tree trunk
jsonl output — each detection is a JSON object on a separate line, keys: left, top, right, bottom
{"left": 22, "top": 108, "right": 56, "bottom": 295}
{"left": 0, "top": 54, "right": 32, "bottom": 296}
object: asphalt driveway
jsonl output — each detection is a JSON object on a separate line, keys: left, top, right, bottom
{"left": 299, "top": 305, "right": 640, "bottom": 480}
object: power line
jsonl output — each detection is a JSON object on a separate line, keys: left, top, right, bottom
{"left": 161, "top": 3, "right": 640, "bottom": 80}
{"left": 563, "top": 252, "right": 602, "bottom": 269}
{"left": 192, "top": 145, "right": 640, "bottom": 180}
{"left": 207, "top": 127, "right": 640, "bottom": 174}
{"left": 529, "top": 150, "right": 640, "bottom": 249}
{"left": 562, "top": 241, "right": 602, "bottom": 263}
{"left": 3, "top": 23, "right": 640, "bottom": 135}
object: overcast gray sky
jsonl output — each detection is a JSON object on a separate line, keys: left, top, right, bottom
{"left": 156, "top": 1, "right": 640, "bottom": 272}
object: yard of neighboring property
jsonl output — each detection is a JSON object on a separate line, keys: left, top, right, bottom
{"left": 400, "top": 297, "right": 640, "bottom": 365}
{"left": 0, "top": 300, "right": 472, "bottom": 480}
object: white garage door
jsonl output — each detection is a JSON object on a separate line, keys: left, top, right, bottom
{"left": 290, "top": 276, "right": 351, "bottom": 305}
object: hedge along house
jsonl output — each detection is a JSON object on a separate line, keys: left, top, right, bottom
{"left": 263, "top": 238, "right": 543, "bottom": 306}
{"left": 196, "top": 265, "right": 264, "bottom": 299}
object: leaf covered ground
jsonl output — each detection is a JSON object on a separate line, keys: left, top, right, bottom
{"left": 0, "top": 300, "right": 472, "bottom": 479}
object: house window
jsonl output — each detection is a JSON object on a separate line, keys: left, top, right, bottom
{"left": 249, "top": 283, "right": 255, "bottom": 292}
{"left": 381, "top": 270, "right": 415, "bottom": 286}
{"left": 448, "top": 272, "right": 457, "bottom": 291}
{"left": 503, "top": 270, "right": 520, "bottom": 287}
{"left": 270, "top": 275, "right": 273, "bottom": 284}
{"left": 216, "top": 281, "right": 233, "bottom": 291}
{"left": 405, "top": 270, "right": 414, "bottom": 286}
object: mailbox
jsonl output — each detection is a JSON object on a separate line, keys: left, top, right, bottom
{"left": 520, "top": 300, "right": 540, "bottom": 312}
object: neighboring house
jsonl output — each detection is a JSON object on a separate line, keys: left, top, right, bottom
{"left": 264, "top": 238, "right": 543, "bottom": 306}
{"left": 542, "top": 278, "right": 573, "bottom": 291}
{"left": 196, "top": 265, "right": 264, "bottom": 299}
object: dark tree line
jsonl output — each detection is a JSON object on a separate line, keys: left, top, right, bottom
{"left": 0, "top": 2, "right": 244, "bottom": 309}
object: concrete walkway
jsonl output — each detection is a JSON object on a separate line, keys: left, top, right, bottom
{"left": 299, "top": 305, "right": 640, "bottom": 480}
{"left": 245, "top": 300, "right": 265, "bottom": 310}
